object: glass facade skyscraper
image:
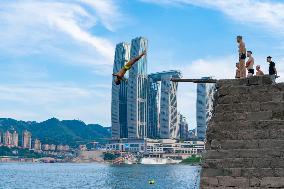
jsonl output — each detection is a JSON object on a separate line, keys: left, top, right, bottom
{"left": 127, "top": 37, "right": 148, "bottom": 139}
{"left": 148, "top": 71, "right": 181, "bottom": 139}
{"left": 111, "top": 42, "right": 130, "bottom": 139}
{"left": 178, "top": 113, "right": 189, "bottom": 140}
{"left": 196, "top": 77, "right": 215, "bottom": 141}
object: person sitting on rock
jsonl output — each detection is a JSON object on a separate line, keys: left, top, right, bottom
{"left": 255, "top": 65, "right": 264, "bottom": 76}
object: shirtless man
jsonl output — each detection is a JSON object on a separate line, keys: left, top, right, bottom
{"left": 237, "top": 36, "right": 246, "bottom": 78}
{"left": 246, "top": 51, "right": 254, "bottom": 77}
{"left": 113, "top": 51, "right": 146, "bottom": 85}
{"left": 255, "top": 65, "right": 264, "bottom": 76}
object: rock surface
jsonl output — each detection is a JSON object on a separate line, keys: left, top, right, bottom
{"left": 200, "top": 76, "right": 284, "bottom": 188}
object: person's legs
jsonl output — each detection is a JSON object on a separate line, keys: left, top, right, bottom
{"left": 239, "top": 60, "right": 246, "bottom": 78}
{"left": 270, "top": 75, "right": 276, "bottom": 84}
{"left": 125, "top": 51, "right": 146, "bottom": 68}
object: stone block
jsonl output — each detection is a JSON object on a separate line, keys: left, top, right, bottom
{"left": 205, "top": 158, "right": 253, "bottom": 168}
{"left": 217, "top": 176, "right": 249, "bottom": 188}
{"left": 201, "top": 168, "right": 230, "bottom": 177}
{"left": 246, "top": 111, "right": 272, "bottom": 121}
{"left": 272, "top": 111, "right": 284, "bottom": 120}
{"left": 249, "top": 177, "right": 260, "bottom": 187}
{"left": 200, "top": 177, "right": 219, "bottom": 187}
{"left": 258, "top": 139, "right": 284, "bottom": 149}
{"left": 260, "top": 177, "right": 284, "bottom": 188}
{"left": 261, "top": 102, "right": 284, "bottom": 112}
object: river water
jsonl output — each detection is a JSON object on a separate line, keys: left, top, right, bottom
{"left": 0, "top": 163, "right": 201, "bottom": 189}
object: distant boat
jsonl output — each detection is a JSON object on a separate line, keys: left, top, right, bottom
{"left": 140, "top": 157, "right": 181, "bottom": 164}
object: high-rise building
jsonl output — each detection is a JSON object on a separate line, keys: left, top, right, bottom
{"left": 188, "top": 129, "right": 198, "bottom": 141}
{"left": 111, "top": 42, "right": 131, "bottom": 139}
{"left": 12, "top": 131, "right": 18, "bottom": 147}
{"left": 148, "top": 71, "right": 181, "bottom": 139}
{"left": 3, "top": 131, "right": 12, "bottom": 147}
{"left": 34, "top": 139, "right": 41, "bottom": 151}
{"left": 22, "top": 130, "right": 32, "bottom": 149}
{"left": 178, "top": 113, "right": 189, "bottom": 140}
{"left": 196, "top": 77, "right": 215, "bottom": 140}
{"left": 57, "top": 145, "right": 70, "bottom": 151}
{"left": 147, "top": 76, "right": 161, "bottom": 138}
{"left": 42, "top": 144, "right": 50, "bottom": 151}
{"left": 127, "top": 37, "right": 148, "bottom": 139}
{"left": 50, "top": 144, "right": 56, "bottom": 151}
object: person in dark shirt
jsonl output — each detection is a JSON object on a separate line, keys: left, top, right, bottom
{"left": 267, "top": 56, "right": 277, "bottom": 84}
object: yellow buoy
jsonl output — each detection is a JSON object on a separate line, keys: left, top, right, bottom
{"left": 148, "top": 179, "right": 155, "bottom": 185}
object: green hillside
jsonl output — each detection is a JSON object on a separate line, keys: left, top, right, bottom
{"left": 0, "top": 118, "right": 111, "bottom": 147}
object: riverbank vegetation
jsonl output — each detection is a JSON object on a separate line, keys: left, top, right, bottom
{"left": 180, "top": 155, "right": 202, "bottom": 164}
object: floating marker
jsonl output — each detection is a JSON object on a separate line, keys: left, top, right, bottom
{"left": 148, "top": 179, "right": 155, "bottom": 185}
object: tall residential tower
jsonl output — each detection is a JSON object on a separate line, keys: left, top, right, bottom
{"left": 111, "top": 43, "right": 130, "bottom": 139}
{"left": 196, "top": 77, "right": 215, "bottom": 140}
{"left": 127, "top": 37, "right": 148, "bottom": 139}
{"left": 22, "top": 130, "right": 32, "bottom": 149}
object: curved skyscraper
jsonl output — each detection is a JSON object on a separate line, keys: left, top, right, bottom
{"left": 196, "top": 77, "right": 215, "bottom": 141}
{"left": 127, "top": 37, "right": 148, "bottom": 139}
{"left": 148, "top": 71, "right": 181, "bottom": 139}
{"left": 111, "top": 42, "right": 130, "bottom": 139}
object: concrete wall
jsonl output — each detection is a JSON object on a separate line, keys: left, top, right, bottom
{"left": 200, "top": 76, "right": 284, "bottom": 188}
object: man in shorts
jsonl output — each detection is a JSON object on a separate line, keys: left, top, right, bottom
{"left": 237, "top": 36, "right": 246, "bottom": 78}
{"left": 246, "top": 51, "right": 254, "bottom": 77}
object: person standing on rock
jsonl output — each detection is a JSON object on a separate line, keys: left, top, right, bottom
{"left": 246, "top": 51, "right": 254, "bottom": 77}
{"left": 237, "top": 36, "right": 246, "bottom": 78}
{"left": 255, "top": 65, "right": 264, "bottom": 76}
{"left": 267, "top": 56, "right": 278, "bottom": 84}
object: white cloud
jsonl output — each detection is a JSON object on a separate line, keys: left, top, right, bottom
{"left": 0, "top": 0, "right": 119, "bottom": 65}
{"left": 142, "top": 0, "right": 284, "bottom": 34}
{"left": 0, "top": 0, "right": 120, "bottom": 124}
{"left": 80, "top": 0, "right": 122, "bottom": 31}
{"left": 0, "top": 83, "right": 111, "bottom": 125}
{"left": 176, "top": 55, "right": 235, "bottom": 129}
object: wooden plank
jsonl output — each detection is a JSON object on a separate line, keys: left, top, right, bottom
{"left": 171, "top": 78, "right": 217, "bottom": 83}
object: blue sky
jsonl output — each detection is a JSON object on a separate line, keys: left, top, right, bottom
{"left": 0, "top": 0, "right": 284, "bottom": 128}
